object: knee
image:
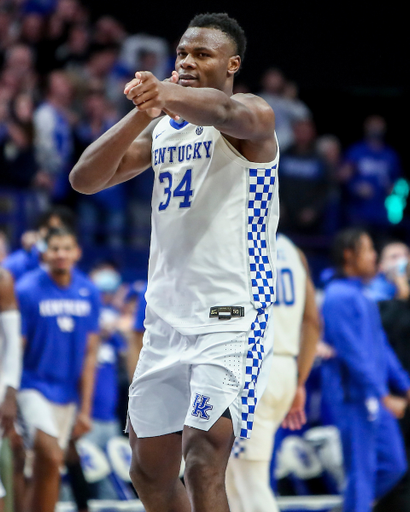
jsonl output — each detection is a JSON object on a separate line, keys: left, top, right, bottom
{"left": 184, "top": 451, "right": 222, "bottom": 487}
{"left": 36, "top": 445, "right": 63, "bottom": 470}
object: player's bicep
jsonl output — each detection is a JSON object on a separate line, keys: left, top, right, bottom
{"left": 219, "top": 94, "right": 275, "bottom": 141}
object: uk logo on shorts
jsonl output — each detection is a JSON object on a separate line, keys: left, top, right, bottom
{"left": 191, "top": 393, "right": 213, "bottom": 420}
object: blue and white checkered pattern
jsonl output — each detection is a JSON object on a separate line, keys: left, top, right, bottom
{"left": 232, "top": 437, "right": 246, "bottom": 458}
{"left": 239, "top": 167, "right": 276, "bottom": 439}
{"left": 248, "top": 167, "right": 276, "bottom": 310}
{"left": 240, "top": 310, "right": 269, "bottom": 438}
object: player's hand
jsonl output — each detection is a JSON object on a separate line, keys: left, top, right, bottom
{"left": 124, "top": 71, "right": 180, "bottom": 120}
{"left": 71, "top": 411, "right": 92, "bottom": 440}
{"left": 282, "top": 385, "right": 307, "bottom": 431}
{"left": 382, "top": 394, "right": 408, "bottom": 419}
{"left": 0, "top": 388, "right": 18, "bottom": 436}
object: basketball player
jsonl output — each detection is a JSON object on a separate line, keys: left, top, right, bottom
{"left": 70, "top": 13, "right": 278, "bottom": 512}
{"left": 0, "top": 267, "right": 22, "bottom": 512}
{"left": 225, "top": 234, "right": 320, "bottom": 511}
{"left": 15, "top": 227, "right": 100, "bottom": 512}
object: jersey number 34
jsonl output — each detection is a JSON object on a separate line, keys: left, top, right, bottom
{"left": 159, "top": 169, "right": 193, "bottom": 210}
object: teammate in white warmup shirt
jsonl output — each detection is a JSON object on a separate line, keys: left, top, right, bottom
{"left": 226, "top": 234, "right": 320, "bottom": 512}
{"left": 0, "top": 267, "right": 21, "bottom": 512}
{"left": 70, "top": 12, "right": 278, "bottom": 512}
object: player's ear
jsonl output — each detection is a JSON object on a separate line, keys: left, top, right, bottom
{"left": 227, "top": 55, "right": 241, "bottom": 77}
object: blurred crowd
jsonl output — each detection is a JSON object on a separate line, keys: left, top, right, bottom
{"left": 1, "top": 1, "right": 410, "bottom": 511}
{"left": 0, "top": 0, "right": 407, "bottom": 258}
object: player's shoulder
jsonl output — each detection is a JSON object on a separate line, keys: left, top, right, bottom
{"left": 15, "top": 267, "right": 46, "bottom": 295}
{"left": 232, "top": 92, "right": 275, "bottom": 115}
{"left": 73, "top": 269, "right": 98, "bottom": 290}
{"left": 324, "top": 278, "right": 361, "bottom": 302}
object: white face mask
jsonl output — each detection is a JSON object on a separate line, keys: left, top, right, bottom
{"left": 92, "top": 269, "right": 122, "bottom": 293}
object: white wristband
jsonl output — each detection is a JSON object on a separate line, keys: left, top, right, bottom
{"left": 0, "top": 310, "right": 22, "bottom": 390}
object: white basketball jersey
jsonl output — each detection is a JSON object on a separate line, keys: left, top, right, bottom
{"left": 145, "top": 116, "right": 280, "bottom": 334}
{"left": 272, "top": 234, "right": 307, "bottom": 356}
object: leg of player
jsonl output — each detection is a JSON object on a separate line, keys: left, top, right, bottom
{"left": 10, "top": 432, "right": 26, "bottom": 512}
{"left": 129, "top": 423, "right": 190, "bottom": 512}
{"left": 29, "top": 430, "right": 64, "bottom": 512}
{"left": 183, "top": 416, "right": 235, "bottom": 512}
{"left": 226, "top": 458, "right": 279, "bottom": 512}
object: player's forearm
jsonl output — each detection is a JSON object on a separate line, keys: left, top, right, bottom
{"left": 69, "top": 109, "right": 151, "bottom": 195}
{"left": 297, "top": 318, "right": 320, "bottom": 386}
{"left": 163, "top": 84, "right": 233, "bottom": 127}
{"left": 79, "top": 336, "right": 99, "bottom": 416}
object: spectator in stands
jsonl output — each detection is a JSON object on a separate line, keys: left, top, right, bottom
{"left": 321, "top": 228, "right": 410, "bottom": 512}
{"left": 259, "top": 68, "right": 310, "bottom": 152}
{"left": 372, "top": 241, "right": 410, "bottom": 511}
{"left": 92, "top": 15, "right": 126, "bottom": 47}
{"left": 55, "top": 23, "right": 90, "bottom": 72}
{"left": 340, "top": 115, "right": 402, "bottom": 235}
{"left": 1, "top": 43, "right": 38, "bottom": 96}
{"left": 120, "top": 32, "right": 170, "bottom": 82}
{"left": 33, "top": 70, "right": 75, "bottom": 201}
{"left": 19, "top": 12, "right": 45, "bottom": 59}
{"left": 316, "top": 134, "right": 345, "bottom": 233}
{"left": 0, "top": 93, "right": 38, "bottom": 189}
{"left": 77, "top": 43, "right": 130, "bottom": 114}
{"left": 368, "top": 240, "right": 410, "bottom": 301}
{"left": 278, "top": 118, "right": 331, "bottom": 235}
{"left": 74, "top": 89, "right": 124, "bottom": 247}
{"left": 85, "top": 262, "right": 127, "bottom": 499}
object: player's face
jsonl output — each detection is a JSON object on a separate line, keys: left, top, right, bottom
{"left": 45, "top": 235, "right": 81, "bottom": 274}
{"left": 175, "top": 27, "right": 240, "bottom": 92}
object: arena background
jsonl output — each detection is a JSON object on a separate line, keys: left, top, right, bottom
{"left": 85, "top": 0, "right": 408, "bottom": 171}
{"left": 1, "top": 1, "right": 409, "bottom": 511}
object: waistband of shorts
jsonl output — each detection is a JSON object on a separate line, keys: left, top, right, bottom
{"left": 273, "top": 352, "right": 297, "bottom": 358}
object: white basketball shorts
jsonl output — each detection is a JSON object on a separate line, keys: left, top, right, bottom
{"left": 128, "top": 305, "right": 274, "bottom": 439}
{"left": 17, "top": 389, "right": 76, "bottom": 450}
{"left": 230, "top": 355, "right": 297, "bottom": 460}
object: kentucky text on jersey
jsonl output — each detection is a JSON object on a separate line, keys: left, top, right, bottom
{"left": 39, "top": 299, "right": 91, "bottom": 317}
{"left": 153, "top": 140, "right": 213, "bottom": 166}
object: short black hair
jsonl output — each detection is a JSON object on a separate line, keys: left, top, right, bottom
{"left": 45, "top": 226, "right": 78, "bottom": 246}
{"left": 188, "top": 13, "right": 247, "bottom": 63}
{"left": 332, "top": 228, "right": 368, "bottom": 271}
{"left": 37, "top": 206, "right": 76, "bottom": 231}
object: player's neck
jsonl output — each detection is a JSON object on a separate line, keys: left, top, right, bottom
{"left": 49, "top": 269, "right": 72, "bottom": 287}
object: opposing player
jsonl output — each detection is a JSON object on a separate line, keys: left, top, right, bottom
{"left": 0, "top": 267, "right": 22, "bottom": 512}
{"left": 226, "top": 233, "right": 320, "bottom": 511}
{"left": 15, "top": 227, "right": 100, "bottom": 512}
{"left": 70, "top": 12, "right": 278, "bottom": 512}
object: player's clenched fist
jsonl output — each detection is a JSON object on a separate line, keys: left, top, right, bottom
{"left": 124, "top": 71, "right": 179, "bottom": 118}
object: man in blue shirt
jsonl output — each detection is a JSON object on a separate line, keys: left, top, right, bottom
{"left": 341, "top": 116, "right": 401, "bottom": 230}
{"left": 321, "top": 228, "right": 410, "bottom": 512}
{"left": 16, "top": 226, "right": 100, "bottom": 512}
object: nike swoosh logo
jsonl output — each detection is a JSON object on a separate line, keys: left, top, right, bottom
{"left": 155, "top": 130, "right": 165, "bottom": 139}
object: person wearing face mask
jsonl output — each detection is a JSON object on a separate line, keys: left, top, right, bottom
{"left": 339, "top": 115, "right": 402, "bottom": 235}
{"left": 368, "top": 241, "right": 410, "bottom": 302}
{"left": 366, "top": 241, "right": 410, "bottom": 511}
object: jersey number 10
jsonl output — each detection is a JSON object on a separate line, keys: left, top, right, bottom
{"left": 274, "top": 268, "right": 295, "bottom": 306}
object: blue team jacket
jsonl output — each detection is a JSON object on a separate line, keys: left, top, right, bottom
{"left": 321, "top": 276, "right": 410, "bottom": 403}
